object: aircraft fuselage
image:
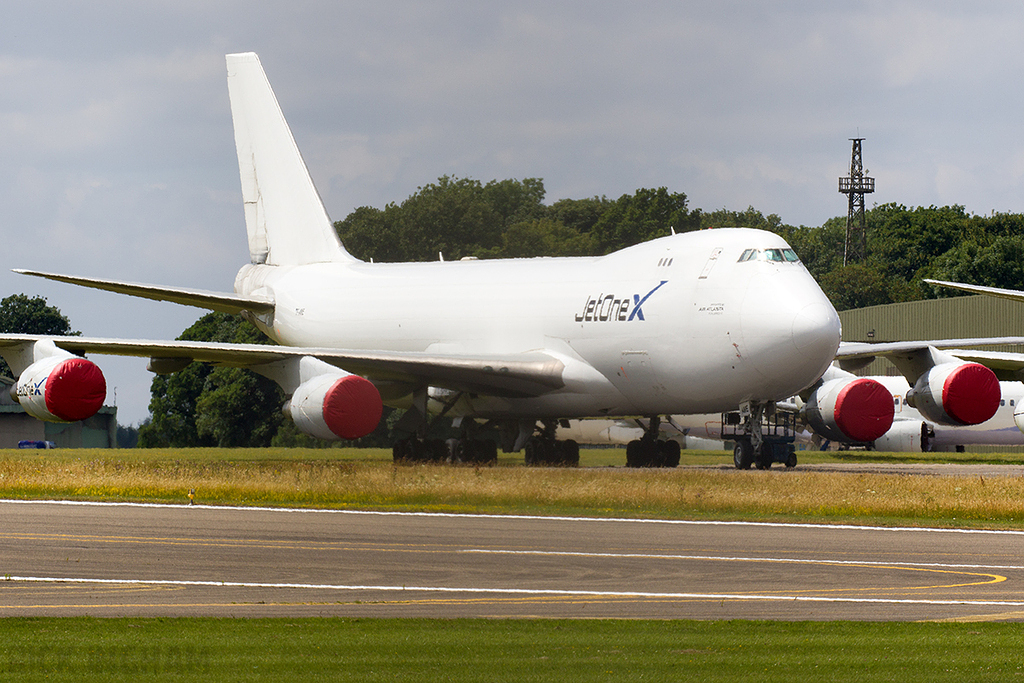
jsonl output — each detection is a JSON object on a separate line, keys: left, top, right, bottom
{"left": 235, "top": 227, "right": 842, "bottom": 419}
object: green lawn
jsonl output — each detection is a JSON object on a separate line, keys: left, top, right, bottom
{"left": 0, "top": 618, "right": 1021, "bottom": 682}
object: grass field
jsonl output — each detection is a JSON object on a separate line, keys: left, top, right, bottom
{"left": 2, "top": 447, "right": 1024, "bottom": 527}
{"left": 1, "top": 618, "right": 1023, "bottom": 682}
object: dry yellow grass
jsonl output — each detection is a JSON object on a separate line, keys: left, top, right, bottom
{"left": 1, "top": 453, "right": 1023, "bottom": 526}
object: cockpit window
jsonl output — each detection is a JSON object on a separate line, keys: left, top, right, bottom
{"left": 737, "top": 247, "right": 802, "bottom": 264}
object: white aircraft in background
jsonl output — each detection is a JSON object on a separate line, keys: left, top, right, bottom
{"left": 563, "top": 369, "right": 1024, "bottom": 458}
{"left": 0, "top": 54, "right": 1012, "bottom": 466}
{"left": 563, "top": 349, "right": 1019, "bottom": 463}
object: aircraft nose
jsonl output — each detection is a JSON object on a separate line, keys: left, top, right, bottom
{"left": 740, "top": 274, "right": 842, "bottom": 396}
{"left": 792, "top": 301, "right": 841, "bottom": 356}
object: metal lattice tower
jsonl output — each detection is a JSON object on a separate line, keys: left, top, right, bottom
{"left": 838, "top": 138, "right": 874, "bottom": 265}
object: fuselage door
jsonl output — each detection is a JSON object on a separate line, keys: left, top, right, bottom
{"left": 698, "top": 247, "right": 724, "bottom": 279}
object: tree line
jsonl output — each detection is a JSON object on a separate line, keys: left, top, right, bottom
{"left": 4, "top": 176, "right": 1024, "bottom": 447}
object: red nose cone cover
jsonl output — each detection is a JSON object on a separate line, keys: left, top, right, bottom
{"left": 322, "top": 375, "right": 384, "bottom": 440}
{"left": 44, "top": 357, "right": 107, "bottom": 422}
{"left": 833, "top": 378, "right": 895, "bottom": 442}
{"left": 942, "top": 363, "right": 1000, "bottom": 425}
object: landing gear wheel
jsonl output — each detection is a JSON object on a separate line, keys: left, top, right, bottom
{"left": 733, "top": 440, "right": 754, "bottom": 470}
{"left": 626, "top": 440, "right": 642, "bottom": 467}
{"left": 558, "top": 439, "right": 580, "bottom": 467}
{"left": 755, "top": 443, "right": 773, "bottom": 470}
{"left": 659, "top": 440, "right": 681, "bottom": 468}
{"left": 785, "top": 450, "right": 797, "bottom": 468}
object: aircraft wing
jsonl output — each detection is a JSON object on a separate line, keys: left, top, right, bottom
{"left": 0, "top": 335, "right": 565, "bottom": 398}
{"left": 933, "top": 349, "right": 1024, "bottom": 379}
{"left": 924, "top": 279, "right": 1024, "bottom": 303}
{"left": 837, "top": 337, "right": 1024, "bottom": 365}
{"left": 12, "top": 269, "right": 274, "bottom": 316}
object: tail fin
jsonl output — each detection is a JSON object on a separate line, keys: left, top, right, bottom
{"left": 226, "top": 52, "right": 356, "bottom": 265}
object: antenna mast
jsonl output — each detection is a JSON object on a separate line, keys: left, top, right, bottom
{"left": 838, "top": 138, "right": 874, "bottom": 265}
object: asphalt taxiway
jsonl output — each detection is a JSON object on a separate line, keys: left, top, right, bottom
{"left": 3, "top": 499, "right": 1024, "bottom": 620}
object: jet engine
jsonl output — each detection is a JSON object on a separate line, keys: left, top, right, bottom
{"left": 803, "top": 376, "right": 894, "bottom": 443}
{"left": 14, "top": 355, "right": 107, "bottom": 423}
{"left": 1013, "top": 400, "right": 1024, "bottom": 436}
{"left": 904, "top": 362, "right": 999, "bottom": 426}
{"left": 872, "top": 420, "right": 931, "bottom": 452}
{"left": 284, "top": 373, "right": 383, "bottom": 440}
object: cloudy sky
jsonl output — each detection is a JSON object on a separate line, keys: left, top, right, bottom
{"left": 3, "top": 1, "right": 1024, "bottom": 425}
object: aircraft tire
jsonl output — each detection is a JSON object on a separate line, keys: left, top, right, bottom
{"left": 392, "top": 439, "right": 410, "bottom": 462}
{"left": 733, "top": 441, "right": 753, "bottom": 470}
{"left": 625, "top": 440, "right": 641, "bottom": 467}
{"left": 559, "top": 439, "right": 580, "bottom": 467}
{"left": 476, "top": 439, "right": 498, "bottom": 465}
{"left": 660, "top": 440, "right": 681, "bottom": 468}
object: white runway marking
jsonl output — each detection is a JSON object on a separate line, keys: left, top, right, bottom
{"left": 3, "top": 498, "right": 1024, "bottom": 537}
{"left": 4, "top": 575, "right": 1024, "bottom": 608}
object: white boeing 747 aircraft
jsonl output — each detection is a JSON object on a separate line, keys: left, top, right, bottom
{"left": 0, "top": 53, "right": 998, "bottom": 465}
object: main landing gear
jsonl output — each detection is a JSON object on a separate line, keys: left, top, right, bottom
{"left": 392, "top": 437, "right": 498, "bottom": 464}
{"left": 625, "top": 416, "right": 681, "bottom": 468}
{"left": 391, "top": 389, "right": 499, "bottom": 464}
{"left": 724, "top": 401, "right": 797, "bottom": 470}
{"left": 524, "top": 420, "right": 580, "bottom": 466}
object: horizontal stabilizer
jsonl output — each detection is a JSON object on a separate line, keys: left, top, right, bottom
{"left": 13, "top": 269, "right": 274, "bottom": 316}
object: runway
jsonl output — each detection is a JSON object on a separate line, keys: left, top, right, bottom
{"left": 3, "top": 499, "right": 1024, "bottom": 620}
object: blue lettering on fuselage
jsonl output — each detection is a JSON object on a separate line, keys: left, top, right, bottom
{"left": 574, "top": 281, "right": 668, "bottom": 323}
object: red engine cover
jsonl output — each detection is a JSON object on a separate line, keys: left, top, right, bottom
{"left": 830, "top": 377, "right": 895, "bottom": 443}
{"left": 907, "top": 362, "right": 1000, "bottom": 426}
{"left": 16, "top": 355, "right": 106, "bottom": 423}
{"left": 322, "top": 375, "right": 384, "bottom": 440}
{"left": 804, "top": 376, "right": 895, "bottom": 444}
{"left": 288, "top": 373, "right": 383, "bottom": 441}
{"left": 941, "top": 363, "right": 1000, "bottom": 426}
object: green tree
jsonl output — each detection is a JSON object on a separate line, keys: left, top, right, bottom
{"left": 923, "top": 235, "right": 1024, "bottom": 296}
{"left": 867, "top": 203, "right": 971, "bottom": 284}
{"left": 817, "top": 264, "right": 912, "bottom": 311}
{"left": 546, "top": 196, "right": 612, "bottom": 239}
{"left": 780, "top": 217, "right": 847, "bottom": 283}
{"left": 591, "top": 188, "right": 701, "bottom": 254}
{"left": 137, "top": 313, "right": 284, "bottom": 448}
{"left": 699, "top": 206, "right": 784, "bottom": 231}
{"left": 0, "top": 294, "right": 78, "bottom": 378}
{"left": 482, "top": 217, "right": 597, "bottom": 258}
{"left": 335, "top": 176, "right": 548, "bottom": 262}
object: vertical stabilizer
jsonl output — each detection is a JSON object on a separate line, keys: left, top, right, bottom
{"left": 226, "top": 52, "right": 356, "bottom": 265}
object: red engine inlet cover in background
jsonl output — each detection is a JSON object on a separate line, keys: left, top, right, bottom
{"left": 833, "top": 377, "right": 895, "bottom": 443}
{"left": 942, "top": 363, "right": 1000, "bottom": 426}
{"left": 44, "top": 357, "right": 107, "bottom": 422}
{"left": 322, "top": 375, "right": 384, "bottom": 440}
